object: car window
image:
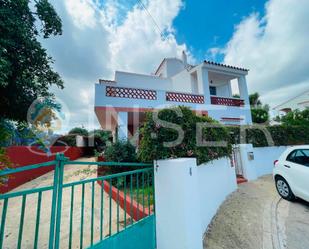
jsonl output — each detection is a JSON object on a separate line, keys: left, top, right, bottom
{"left": 301, "top": 149, "right": 309, "bottom": 157}
{"left": 286, "top": 150, "right": 296, "bottom": 162}
{"left": 299, "top": 149, "right": 309, "bottom": 166}
{"left": 287, "top": 149, "right": 309, "bottom": 166}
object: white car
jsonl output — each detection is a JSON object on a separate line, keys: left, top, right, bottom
{"left": 273, "top": 145, "right": 309, "bottom": 202}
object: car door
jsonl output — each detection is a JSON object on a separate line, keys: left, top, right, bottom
{"left": 286, "top": 149, "right": 309, "bottom": 200}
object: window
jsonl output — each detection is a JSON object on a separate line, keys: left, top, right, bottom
{"left": 286, "top": 150, "right": 296, "bottom": 162}
{"left": 209, "top": 86, "right": 217, "bottom": 95}
{"left": 286, "top": 149, "right": 309, "bottom": 166}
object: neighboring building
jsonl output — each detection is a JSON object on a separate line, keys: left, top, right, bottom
{"left": 95, "top": 52, "right": 252, "bottom": 141}
{"left": 273, "top": 90, "right": 309, "bottom": 114}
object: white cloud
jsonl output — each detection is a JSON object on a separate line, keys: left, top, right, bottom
{"left": 64, "top": 0, "right": 96, "bottom": 29}
{"left": 107, "top": 0, "right": 187, "bottom": 73}
{"left": 213, "top": 0, "right": 309, "bottom": 107}
{"left": 42, "top": 0, "right": 188, "bottom": 132}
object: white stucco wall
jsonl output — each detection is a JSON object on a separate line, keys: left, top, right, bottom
{"left": 95, "top": 62, "right": 253, "bottom": 125}
{"left": 115, "top": 71, "right": 173, "bottom": 91}
{"left": 197, "top": 158, "right": 237, "bottom": 232}
{"left": 95, "top": 83, "right": 208, "bottom": 112}
{"left": 252, "top": 146, "right": 289, "bottom": 177}
{"left": 207, "top": 106, "right": 252, "bottom": 125}
{"left": 171, "top": 69, "right": 193, "bottom": 93}
{"left": 239, "top": 144, "right": 289, "bottom": 180}
{"left": 154, "top": 157, "right": 237, "bottom": 249}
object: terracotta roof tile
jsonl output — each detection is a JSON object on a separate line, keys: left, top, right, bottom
{"left": 204, "top": 60, "right": 249, "bottom": 72}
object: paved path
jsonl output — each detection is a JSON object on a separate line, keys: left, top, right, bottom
{"left": 203, "top": 175, "right": 309, "bottom": 249}
{"left": 0, "top": 157, "right": 128, "bottom": 249}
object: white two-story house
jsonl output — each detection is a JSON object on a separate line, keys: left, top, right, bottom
{"left": 95, "top": 52, "right": 252, "bottom": 141}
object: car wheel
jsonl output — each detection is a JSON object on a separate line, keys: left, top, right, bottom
{"left": 275, "top": 177, "right": 295, "bottom": 201}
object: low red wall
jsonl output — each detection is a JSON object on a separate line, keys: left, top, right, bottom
{"left": 0, "top": 146, "right": 84, "bottom": 193}
{"left": 97, "top": 180, "right": 152, "bottom": 221}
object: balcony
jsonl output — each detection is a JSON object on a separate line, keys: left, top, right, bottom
{"left": 210, "top": 96, "right": 244, "bottom": 107}
{"left": 96, "top": 84, "right": 247, "bottom": 111}
{"left": 95, "top": 84, "right": 252, "bottom": 127}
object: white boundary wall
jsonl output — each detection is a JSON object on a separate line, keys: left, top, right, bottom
{"left": 154, "top": 157, "right": 237, "bottom": 249}
{"left": 239, "top": 144, "right": 289, "bottom": 181}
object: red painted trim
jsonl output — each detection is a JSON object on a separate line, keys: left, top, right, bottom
{"left": 221, "top": 117, "right": 244, "bottom": 121}
{"left": 237, "top": 176, "right": 247, "bottom": 184}
{"left": 97, "top": 180, "right": 153, "bottom": 221}
{"left": 166, "top": 92, "right": 205, "bottom": 104}
{"left": 95, "top": 106, "right": 208, "bottom": 116}
{"left": 95, "top": 106, "right": 156, "bottom": 113}
{"left": 211, "top": 96, "right": 245, "bottom": 107}
{"left": 0, "top": 146, "right": 84, "bottom": 193}
{"left": 106, "top": 86, "right": 157, "bottom": 100}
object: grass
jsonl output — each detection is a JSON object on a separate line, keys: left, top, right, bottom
{"left": 129, "top": 186, "right": 154, "bottom": 206}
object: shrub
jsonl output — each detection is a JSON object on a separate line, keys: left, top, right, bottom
{"left": 251, "top": 108, "right": 269, "bottom": 124}
{"left": 138, "top": 106, "right": 232, "bottom": 165}
{"left": 278, "top": 109, "right": 309, "bottom": 126}
{"left": 105, "top": 140, "right": 137, "bottom": 162}
{"left": 101, "top": 140, "right": 138, "bottom": 176}
{"left": 68, "top": 127, "right": 88, "bottom": 136}
{"left": 228, "top": 125, "right": 309, "bottom": 147}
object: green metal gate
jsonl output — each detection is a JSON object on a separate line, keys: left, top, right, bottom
{"left": 0, "top": 154, "right": 156, "bottom": 249}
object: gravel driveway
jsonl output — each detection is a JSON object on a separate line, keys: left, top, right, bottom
{"left": 203, "top": 175, "right": 309, "bottom": 249}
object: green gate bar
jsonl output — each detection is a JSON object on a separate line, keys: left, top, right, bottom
{"left": 0, "top": 154, "right": 154, "bottom": 249}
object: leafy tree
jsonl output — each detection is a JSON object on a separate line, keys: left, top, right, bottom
{"left": 68, "top": 127, "right": 88, "bottom": 136}
{"left": 0, "top": 119, "right": 14, "bottom": 185}
{"left": 249, "top": 92, "right": 269, "bottom": 123}
{"left": 249, "top": 92, "right": 262, "bottom": 107}
{"left": 279, "top": 109, "right": 309, "bottom": 126}
{"left": 0, "top": 0, "right": 63, "bottom": 122}
{"left": 89, "top": 129, "right": 112, "bottom": 151}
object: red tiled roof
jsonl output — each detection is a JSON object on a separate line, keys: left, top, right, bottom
{"left": 204, "top": 60, "right": 249, "bottom": 72}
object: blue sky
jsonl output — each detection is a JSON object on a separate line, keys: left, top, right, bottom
{"left": 43, "top": 0, "right": 309, "bottom": 131}
{"left": 173, "top": 0, "right": 266, "bottom": 61}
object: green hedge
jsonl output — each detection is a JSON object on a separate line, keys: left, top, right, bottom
{"left": 138, "top": 106, "right": 232, "bottom": 165}
{"left": 137, "top": 107, "right": 309, "bottom": 163}
{"left": 228, "top": 125, "right": 309, "bottom": 147}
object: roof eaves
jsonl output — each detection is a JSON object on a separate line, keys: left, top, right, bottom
{"left": 203, "top": 60, "right": 249, "bottom": 72}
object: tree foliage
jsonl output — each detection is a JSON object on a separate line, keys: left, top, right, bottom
{"left": 249, "top": 92, "right": 269, "bottom": 123}
{"left": 251, "top": 108, "right": 269, "bottom": 124}
{"left": 0, "top": 0, "right": 63, "bottom": 122}
{"left": 138, "top": 106, "right": 232, "bottom": 165}
{"left": 249, "top": 92, "right": 262, "bottom": 107}
{"left": 105, "top": 140, "right": 137, "bottom": 163}
{"left": 278, "top": 109, "right": 309, "bottom": 126}
{"left": 68, "top": 127, "right": 89, "bottom": 137}
{"left": 228, "top": 125, "right": 309, "bottom": 147}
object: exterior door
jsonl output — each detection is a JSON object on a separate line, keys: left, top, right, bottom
{"left": 232, "top": 145, "right": 244, "bottom": 176}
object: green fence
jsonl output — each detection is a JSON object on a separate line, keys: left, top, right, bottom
{"left": 0, "top": 154, "right": 155, "bottom": 249}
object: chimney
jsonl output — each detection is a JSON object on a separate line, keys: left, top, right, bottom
{"left": 182, "top": 50, "right": 187, "bottom": 66}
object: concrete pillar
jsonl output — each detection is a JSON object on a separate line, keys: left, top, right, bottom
{"left": 238, "top": 144, "right": 257, "bottom": 181}
{"left": 238, "top": 76, "right": 253, "bottom": 124}
{"left": 117, "top": 111, "right": 128, "bottom": 141}
{"left": 197, "top": 67, "right": 211, "bottom": 105}
{"left": 154, "top": 158, "right": 203, "bottom": 249}
{"left": 238, "top": 76, "right": 250, "bottom": 106}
